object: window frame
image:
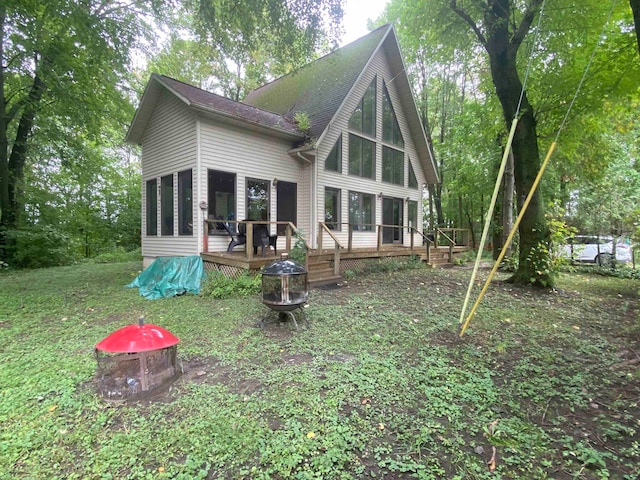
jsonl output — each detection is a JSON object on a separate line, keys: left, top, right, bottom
{"left": 348, "top": 134, "right": 376, "bottom": 179}
{"left": 382, "top": 146, "right": 404, "bottom": 186}
{"left": 246, "top": 178, "right": 270, "bottom": 221}
{"left": 382, "top": 84, "right": 404, "bottom": 148}
{"left": 349, "top": 191, "right": 375, "bottom": 232}
{"left": 160, "top": 174, "right": 174, "bottom": 236}
{"left": 325, "top": 135, "right": 342, "bottom": 173}
{"left": 348, "top": 78, "right": 376, "bottom": 138}
{"left": 324, "top": 187, "right": 341, "bottom": 231}
{"left": 207, "top": 169, "right": 237, "bottom": 235}
{"left": 145, "top": 178, "right": 157, "bottom": 236}
{"left": 178, "top": 169, "right": 193, "bottom": 236}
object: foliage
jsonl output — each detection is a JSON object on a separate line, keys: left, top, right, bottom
{"left": 90, "top": 248, "right": 142, "bottom": 264}
{"left": 200, "top": 271, "right": 261, "bottom": 298}
{"left": 289, "top": 229, "right": 309, "bottom": 265}
{"left": 294, "top": 111, "right": 312, "bottom": 134}
{"left": 1, "top": 262, "right": 639, "bottom": 478}
{"left": 1, "top": 225, "right": 82, "bottom": 269}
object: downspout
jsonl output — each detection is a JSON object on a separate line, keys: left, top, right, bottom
{"left": 295, "top": 151, "right": 315, "bottom": 248}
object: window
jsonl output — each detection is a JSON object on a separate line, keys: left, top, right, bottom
{"left": 178, "top": 169, "right": 193, "bottom": 235}
{"left": 349, "top": 191, "right": 375, "bottom": 232}
{"left": 382, "top": 85, "right": 404, "bottom": 148}
{"left": 160, "top": 174, "right": 174, "bottom": 236}
{"left": 246, "top": 178, "right": 269, "bottom": 221}
{"left": 408, "top": 161, "right": 418, "bottom": 189}
{"left": 349, "top": 78, "right": 376, "bottom": 137}
{"left": 407, "top": 200, "right": 418, "bottom": 232}
{"left": 146, "top": 179, "right": 157, "bottom": 236}
{"left": 349, "top": 134, "right": 375, "bottom": 179}
{"left": 325, "top": 187, "right": 341, "bottom": 230}
{"left": 325, "top": 135, "right": 342, "bottom": 172}
{"left": 382, "top": 147, "right": 404, "bottom": 185}
{"left": 208, "top": 170, "right": 236, "bottom": 234}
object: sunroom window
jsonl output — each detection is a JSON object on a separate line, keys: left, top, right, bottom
{"left": 349, "top": 191, "right": 374, "bottom": 232}
{"left": 382, "top": 146, "right": 404, "bottom": 186}
{"left": 325, "top": 135, "right": 342, "bottom": 172}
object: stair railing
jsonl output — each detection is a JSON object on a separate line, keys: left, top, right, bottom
{"left": 318, "top": 222, "right": 345, "bottom": 276}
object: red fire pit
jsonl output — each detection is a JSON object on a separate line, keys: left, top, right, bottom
{"left": 95, "top": 317, "right": 180, "bottom": 400}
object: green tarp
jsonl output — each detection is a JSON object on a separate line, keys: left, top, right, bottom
{"left": 127, "top": 256, "right": 205, "bottom": 300}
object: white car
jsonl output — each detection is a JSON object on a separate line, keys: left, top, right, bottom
{"left": 561, "top": 235, "right": 632, "bottom": 265}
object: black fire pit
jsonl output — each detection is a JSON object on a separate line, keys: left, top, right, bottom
{"left": 261, "top": 253, "right": 308, "bottom": 329}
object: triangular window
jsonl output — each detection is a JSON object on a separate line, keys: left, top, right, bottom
{"left": 349, "top": 78, "right": 376, "bottom": 137}
{"left": 383, "top": 84, "right": 404, "bottom": 148}
{"left": 408, "top": 160, "right": 418, "bottom": 189}
{"left": 325, "top": 135, "right": 342, "bottom": 172}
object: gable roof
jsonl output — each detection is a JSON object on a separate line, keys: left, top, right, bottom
{"left": 243, "top": 24, "right": 389, "bottom": 140}
{"left": 125, "top": 74, "right": 304, "bottom": 145}
{"left": 244, "top": 24, "right": 439, "bottom": 184}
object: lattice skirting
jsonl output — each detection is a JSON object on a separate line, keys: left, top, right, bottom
{"left": 203, "top": 262, "right": 260, "bottom": 279}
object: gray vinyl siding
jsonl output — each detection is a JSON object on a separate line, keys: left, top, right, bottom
{"left": 141, "top": 91, "right": 198, "bottom": 261}
{"left": 198, "top": 117, "right": 307, "bottom": 253}
{"left": 316, "top": 48, "right": 426, "bottom": 249}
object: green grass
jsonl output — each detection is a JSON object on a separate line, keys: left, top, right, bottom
{"left": 1, "top": 262, "right": 639, "bottom": 479}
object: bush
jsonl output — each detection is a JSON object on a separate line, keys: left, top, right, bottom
{"left": 90, "top": 247, "right": 142, "bottom": 264}
{"left": 2, "top": 226, "right": 81, "bottom": 269}
{"left": 201, "top": 271, "right": 261, "bottom": 298}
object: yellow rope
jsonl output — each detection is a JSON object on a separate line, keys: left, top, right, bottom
{"left": 458, "top": 118, "right": 519, "bottom": 325}
{"left": 459, "top": 141, "right": 557, "bottom": 337}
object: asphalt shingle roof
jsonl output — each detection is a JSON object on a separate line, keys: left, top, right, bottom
{"left": 243, "top": 24, "right": 391, "bottom": 139}
{"left": 156, "top": 75, "right": 301, "bottom": 136}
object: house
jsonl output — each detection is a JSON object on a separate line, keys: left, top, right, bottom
{"left": 126, "top": 24, "right": 441, "bottom": 272}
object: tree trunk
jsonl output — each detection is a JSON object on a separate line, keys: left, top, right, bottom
{"left": 452, "top": 0, "right": 552, "bottom": 287}
{"left": 631, "top": 0, "right": 640, "bottom": 56}
{"left": 0, "top": 6, "right": 9, "bottom": 229}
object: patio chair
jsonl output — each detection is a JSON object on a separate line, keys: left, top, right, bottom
{"left": 252, "top": 223, "right": 277, "bottom": 257}
{"left": 224, "top": 223, "right": 247, "bottom": 253}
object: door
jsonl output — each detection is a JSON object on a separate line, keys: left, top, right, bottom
{"left": 382, "top": 197, "right": 403, "bottom": 244}
{"left": 277, "top": 181, "right": 297, "bottom": 235}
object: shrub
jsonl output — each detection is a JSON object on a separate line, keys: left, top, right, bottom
{"left": 91, "top": 247, "right": 142, "bottom": 264}
{"left": 2, "top": 226, "right": 81, "bottom": 269}
{"left": 201, "top": 271, "right": 261, "bottom": 298}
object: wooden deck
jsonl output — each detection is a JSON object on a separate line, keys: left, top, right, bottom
{"left": 201, "top": 244, "right": 471, "bottom": 286}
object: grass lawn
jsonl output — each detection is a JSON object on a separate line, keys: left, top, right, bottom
{"left": 0, "top": 261, "right": 639, "bottom": 479}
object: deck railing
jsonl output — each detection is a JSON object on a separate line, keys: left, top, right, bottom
{"left": 203, "top": 219, "right": 310, "bottom": 261}
{"left": 317, "top": 223, "right": 344, "bottom": 276}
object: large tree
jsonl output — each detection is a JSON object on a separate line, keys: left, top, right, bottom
{"left": 1, "top": 0, "right": 344, "bottom": 264}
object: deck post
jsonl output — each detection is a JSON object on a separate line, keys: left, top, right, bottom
{"left": 334, "top": 244, "right": 340, "bottom": 276}
{"left": 285, "top": 224, "right": 292, "bottom": 251}
{"left": 246, "top": 222, "right": 254, "bottom": 260}
{"left": 426, "top": 241, "right": 431, "bottom": 264}
{"left": 317, "top": 226, "right": 323, "bottom": 251}
{"left": 377, "top": 225, "right": 382, "bottom": 251}
{"left": 203, "top": 220, "right": 208, "bottom": 253}
{"left": 348, "top": 225, "right": 353, "bottom": 252}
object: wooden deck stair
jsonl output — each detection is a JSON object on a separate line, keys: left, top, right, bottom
{"left": 306, "top": 252, "right": 342, "bottom": 287}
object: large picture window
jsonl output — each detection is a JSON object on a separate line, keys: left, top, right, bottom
{"left": 178, "top": 169, "right": 193, "bottom": 235}
{"left": 408, "top": 161, "right": 418, "bottom": 189}
{"left": 208, "top": 169, "right": 236, "bottom": 234}
{"left": 325, "top": 135, "right": 342, "bottom": 172}
{"left": 349, "top": 191, "right": 374, "bottom": 232}
{"left": 246, "top": 178, "right": 269, "bottom": 221}
{"left": 160, "top": 174, "right": 174, "bottom": 236}
{"left": 325, "top": 187, "right": 341, "bottom": 230}
{"left": 349, "top": 134, "right": 375, "bottom": 179}
{"left": 382, "top": 84, "right": 404, "bottom": 148}
{"left": 146, "top": 179, "right": 157, "bottom": 236}
{"left": 349, "top": 78, "right": 376, "bottom": 137}
{"left": 382, "top": 146, "right": 404, "bottom": 185}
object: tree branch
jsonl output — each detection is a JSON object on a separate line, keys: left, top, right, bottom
{"left": 450, "top": 0, "right": 487, "bottom": 48}
{"left": 511, "top": 0, "right": 544, "bottom": 50}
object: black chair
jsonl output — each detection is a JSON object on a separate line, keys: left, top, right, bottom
{"left": 252, "top": 223, "right": 278, "bottom": 257}
{"left": 224, "top": 223, "right": 247, "bottom": 253}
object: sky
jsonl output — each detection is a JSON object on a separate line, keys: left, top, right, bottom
{"left": 339, "top": 0, "right": 390, "bottom": 46}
